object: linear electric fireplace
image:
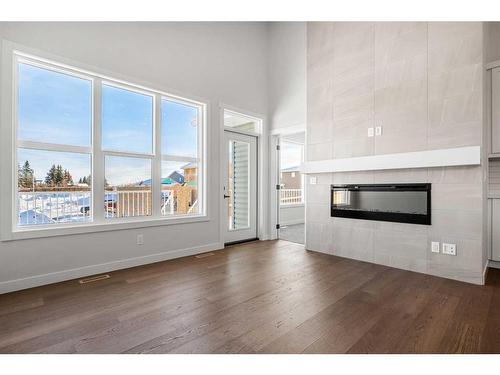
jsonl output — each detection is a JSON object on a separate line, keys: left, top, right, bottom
{"left": 331, "top": 183, "right": 431, "bottom": 225}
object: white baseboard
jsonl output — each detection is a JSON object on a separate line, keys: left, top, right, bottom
{"left": 488, "top": 259, "right": 500, "bottom": 270}
{"left": 0, "top": 242, "right": 223, "bottom": 294}
{"left": 258, "top": 233, "right": 271, "bottom": 240}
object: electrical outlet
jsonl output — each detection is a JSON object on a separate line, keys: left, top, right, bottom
{"left": 309, "top": 177, "right": 317, "bottom": 185}
{"left": 375, "top": 126, "right": 382, "bottom": 136}
{"left": 431, "top": 241, "right": 440, "bottom": 253}
{"left": 137, "top": 234, "right": 144, "bottom": 245}
{"left": 442, "top": 243, "right": 456, "bottom": 256}
{"left": 367, "top": 127, "right": 374, "bottom": 137}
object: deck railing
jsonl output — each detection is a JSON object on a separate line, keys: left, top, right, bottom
{"left": 280, "top": 188, "right": 303, "bottom": 205}
{"left": 18, "top": 191, "right": 92, "bottom": 225}
{"left": 105, "top": 190, "right": 152, "bottom": 218}
{"left": 17, "top": 189, "right": 187, "bottom": 225}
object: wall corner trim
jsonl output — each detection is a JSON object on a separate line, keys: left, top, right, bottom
{"left": 483, "top": 261, "right": 490, "bottom": 285}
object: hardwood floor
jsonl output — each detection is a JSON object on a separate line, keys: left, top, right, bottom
{"left": 0, "top": 240, "right": 499, "bottom": 354}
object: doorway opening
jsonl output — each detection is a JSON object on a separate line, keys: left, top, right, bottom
{"left": 277, "top": 132, "right": 305, "bottom": 244}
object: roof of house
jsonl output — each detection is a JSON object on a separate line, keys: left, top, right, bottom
{"left": 281, "top": 166, "right": 300, "bottom": 172}
{"left": 139, "top": 171, "right": 185, "bottom": 186}
{"left": 168, "top": 171, "right": 184, "bottom": 184}
{"left": 182, "top": 162, "right": 197, "bottom": 170}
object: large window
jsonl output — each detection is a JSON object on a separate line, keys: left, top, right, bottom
{"left": 14, "top": 54, "right": 205, "bottom": 230}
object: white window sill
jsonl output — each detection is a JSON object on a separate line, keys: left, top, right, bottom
{"left": 2, "top": 214, "right": 209, "bottom": 241}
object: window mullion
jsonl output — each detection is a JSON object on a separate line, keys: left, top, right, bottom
{"left": 92, "top": 78, "right": 105, "bottom": 223}
{"left": 151, "top": 94, "right": 162, "bottom": 217}
{"left": 17, "top": 140, "right": 92, "bottom": 154}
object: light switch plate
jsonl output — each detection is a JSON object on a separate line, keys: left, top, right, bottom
{"left": 375, "top": 126, "right": 382, "bottom": 136}
{"left": 137, "top": 234, "right": 144, "bottom": 245}
{"left": 442, "top": 243, "right": 456, "bottom": 256}
{"left": 309, "top": 177, "right": 317, "bottom": 185}
{"left": 367, "top": 127, "right": 374, "bottom": 137}
{"left": 431, "top": 241, "right": 440, "bottom": 253}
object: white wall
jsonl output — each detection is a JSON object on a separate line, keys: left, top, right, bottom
{"left": 0, "top": 22, "right": 269, "bottom": 293}
{"left": 267, "top": 22, "right": 306, "bottom": 132}
{"left": 485, "top": 22, "right": 500, "bottom": 64}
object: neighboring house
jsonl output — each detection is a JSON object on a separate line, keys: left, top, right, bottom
{"left": 182, "top": 162, "right": 197, "bottom": 183}
{"left": 138, "top": 164, "right": 198, "bottom": 214}
{"left": 280, "top": 166, "right": 301, "bottom": 189}
{"left": 181, "top": 163, "right": 198, "bottom": 212}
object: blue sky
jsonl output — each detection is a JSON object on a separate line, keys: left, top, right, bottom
{"left": 102, "top": 84, "right": 153, "bottom": 154}
{"left": 17, "top": 63, "right": 199, "bottom": 186}
{"left": 18, "top": 63, "right": 92, "bottom": 147}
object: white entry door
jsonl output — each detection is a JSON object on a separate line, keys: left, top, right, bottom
{"left": 223, "top": 131, "right": 257, "bottom": 244}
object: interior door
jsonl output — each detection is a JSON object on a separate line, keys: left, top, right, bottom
{"left": 223, "top": 131, "right": 257, "bottom": 244}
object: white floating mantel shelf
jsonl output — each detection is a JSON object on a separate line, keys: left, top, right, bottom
{"left": 301, "top": 146, "right": 481, "bottom": 174}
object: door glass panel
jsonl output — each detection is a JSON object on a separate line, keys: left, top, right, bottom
{"left": 279, "top": 141, "right": 304, "bottom": 205}
{"left": 228, "top": 140, "right": 250, "bottom": 230}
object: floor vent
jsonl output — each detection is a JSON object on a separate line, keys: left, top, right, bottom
{"left": 195, "top": 252, "right": 215, "bottom": 259}
{"left": 78, "top": 274, "right": 110, "bottom": 284}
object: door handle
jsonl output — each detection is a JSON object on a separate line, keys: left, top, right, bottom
{"left": 224, "top": 194, "right": 230, "bottom": 199}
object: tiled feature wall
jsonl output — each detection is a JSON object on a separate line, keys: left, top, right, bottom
{"left": 306, "top": 22, "right": 485, "bottom": 284}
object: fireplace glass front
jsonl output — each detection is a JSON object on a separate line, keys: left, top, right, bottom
{"left": 331, "top": 184, "right": 431, "bottom": 225}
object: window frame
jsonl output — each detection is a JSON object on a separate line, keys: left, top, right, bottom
{"left": 1, "top": 42, "right": 208, "bottom": 241}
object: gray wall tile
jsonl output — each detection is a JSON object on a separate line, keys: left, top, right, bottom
{"left": 306, "top": 22, "right": 485, "bottom": 284}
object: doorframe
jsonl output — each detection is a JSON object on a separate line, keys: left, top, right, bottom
{"left": 269, "top": 126, "right": 306, "bottom": 240}
{"left": 219, "top": 104, "right": 268, "bottom": 246}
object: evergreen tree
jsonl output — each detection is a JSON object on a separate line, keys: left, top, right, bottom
{"left": 23, "top": 161, "right": 34, "bottom": 188}
{"left": 45, "top": 164, "right": 57, "bottom": 186}
{"left": 63, "top": 169, "right": 73, "bottom": 186}
{"left": 18, "top": 161, "right": 34, "bottom": 188}
{"left": 17, "top": 163, "right": 22, "bottom": 188}
{"left": 55, "top": 165, "right": 64, "bottom": 186}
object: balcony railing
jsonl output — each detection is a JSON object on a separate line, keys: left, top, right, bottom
{"left": 280, "top": 188, "right": 303, "bottom": 205}
{"left": 104, "top": 190, "right": 152, "bottom": 218}
{"left": 18, "top": 191, "right": 92, "bottom": 226}
{"left": 17, "top": 188, "right": 194, "bottom": 226}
